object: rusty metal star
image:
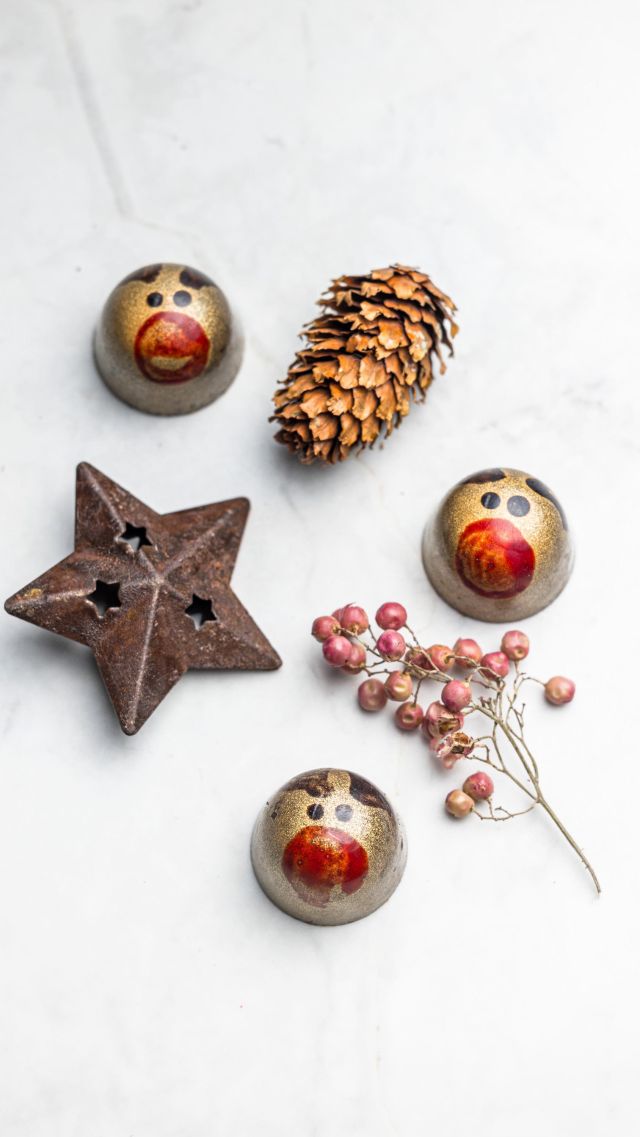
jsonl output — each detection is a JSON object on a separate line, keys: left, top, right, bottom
{"left": 4, "top": 463, "right": 281, "bottom": 734}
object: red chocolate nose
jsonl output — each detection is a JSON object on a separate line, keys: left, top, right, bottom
{"left": 456, "top": 518, "right": 535, "bottom": 599}
{"left": 134, "top": 311, "right": 210, "bottom": 384}
{"left": 282, "top": 825, "right": 369, "bottom": 908}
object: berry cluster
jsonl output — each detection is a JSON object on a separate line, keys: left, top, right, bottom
{"left": 312, "top": 602, "right": 597, "bottom": 893}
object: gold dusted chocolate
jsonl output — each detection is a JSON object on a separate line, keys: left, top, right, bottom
{"left": 95, "top": 263, "right": 242, "bottom": 415}
{"left": 422, "top": 467, "right": 573, "bottom": 621}
{"left": 251, "top": 768, "right": 406, "bottom": 926}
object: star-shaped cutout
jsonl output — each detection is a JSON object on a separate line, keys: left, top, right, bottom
{"left": 4, "top": 463, "right": 281, "bottom": 734}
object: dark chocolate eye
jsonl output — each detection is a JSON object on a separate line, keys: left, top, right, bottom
{"left": 507, "top": 495, "right": 530, "bottom": 517}
{"left": 173, "top": 290, "right": 191, "bottom": 307}
{"left": 335, "top": 804, "right": 353, "bottom": 822}
{"left": 307, "top": 803, "right": 324, "bottom": 820}
{"left": 481, "top": 492, "right": 500, "bottom": 509}
{"left": 147, "top": 291, "right": 163, "bottom": 307}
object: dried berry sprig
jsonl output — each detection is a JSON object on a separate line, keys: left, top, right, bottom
{"left": 312, "top": 603, "right": 600, "bottom": 894}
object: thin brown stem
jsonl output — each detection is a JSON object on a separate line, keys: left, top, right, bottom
{"left": 474, "top": 801, "right": 536, "bottom": 822}
{"left": 473, "top": 694, "right": 600, "bottom": 893}
{"left": 537, "top": 794, "right": 601, "bottom": 894}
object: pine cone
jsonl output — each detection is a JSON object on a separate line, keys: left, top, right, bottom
{"left": 271, "top": 264, "right": 458, "bottom": 465}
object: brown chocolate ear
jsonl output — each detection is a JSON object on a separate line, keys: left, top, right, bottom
{"left": 459, "top": 468, "right": 506, "bottom": 485}
{"left": 348, "top": 772, "right": 393, "bottom": 817}
{"left": 525, "top": 477, "right": 568, "bottom": 530}
{"left": 179, "top": 267, "right": 214, "bottom": 290}
{"left": 119, "top": 264, "right": 163, "bottom": 286}
{"left": 292, "top": 770, "right": 333, "bottom": 798}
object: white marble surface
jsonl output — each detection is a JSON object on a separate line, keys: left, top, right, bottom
{"left": 1, "top": 1, "right": 639, "bottom": 1133}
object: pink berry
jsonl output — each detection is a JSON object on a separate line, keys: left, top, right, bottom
{"left": 501, "top": 630, "right": 530, "bottom": 661}
{"left": 385, "top": 670, "right": 413, "bottom": 702}
{"left": 331, "top": 607, "right": 345, "bottom": 625}
{"left": 377, "top": 630, "right": 406, "bottom": 660}
{"left": 445, "top": 789, "right": 474, "bottom": 819}
{"left": 424, "top": 644, "right": 455, "bottom": 672}
{"left": 341, "top": 604, "right": 369, "bottom": 634}
{"left": 312, "top": 615, "right": 340, "bottom": 642}
{"left": 441, "top": 680, "right": 472, "bottom": 713}
{"left": 342, "top": 642, "right": 367, "bottom": 674}
{"left": 395, "top": 703, "right": 424, "bottom": 731}
{"left": 453, "top": 637, "right": 482, "bottom": 668}
{"left": 375, "top": 602, "right": 407, "bottom": 631}
{"left": 434, "top": 731, "right": 474, "bottom": 768}
{"left": 463, "top": 771, "right": 494, "bottom": 801}
{"left": 421, "top": 701, "right": 464, "bottom": 739}
{"left": 322, "top": 634, "right": 352, "bottom": 667}
{"left": 480, "top": 651, "right": 510, "bottom": 680}
{"left": 544, "top": 676, "right": 575, "bottom": 705}
{"left": 404, "top": 646, "right": 430, "bottom": 670}
{"left": 358, "top": 678, "right": 388, "bottom": 712}
{"left": 435, "top": 743, "right": 458, "bottom": 770}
